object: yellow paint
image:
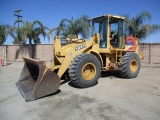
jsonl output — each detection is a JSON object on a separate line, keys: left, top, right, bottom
{"left": 28, "top": 14, "right": 144, "bottom": 78}
{"left": 82, "top": 63, "right": 96, "bottom": 80}
{"left": 130, "top": 59, "right": 138, "bottom": 73}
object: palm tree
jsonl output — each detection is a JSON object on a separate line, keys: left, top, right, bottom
{"left": 125, "top": 10, "right": 160, "bottom": 39}
{"left": 46, "top": 27, "right": 57, "bottom": 42}
{"left": 0, "top": 24, "right": 6, "bottom": 45}
{"left": 14, "top": 20, "right": 47, "bottom": 58}
{"left": 0, "top": 24, "right": 15, "bottom": 45}
{"left": 55, "top": 15, "right": 91, "bottom": 39}
{"left": 14, "top": 20, "right": 47, "bottom": 44}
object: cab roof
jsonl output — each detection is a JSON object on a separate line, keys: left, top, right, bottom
{"left": 92, "top": 14, "right": 125, "bottom": 20}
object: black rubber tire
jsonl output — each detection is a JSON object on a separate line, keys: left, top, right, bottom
{"left": 68, "top": 53, "right": 101, "bottom": 88}
{"left": 119, "top": 52, "right": 141, "bottom": 78}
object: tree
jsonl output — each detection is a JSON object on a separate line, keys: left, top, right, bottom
{"left": 14, "top": 20, "right": 47, "bottom": 44}
{"left": 0, "top": 24, "right": 14, "bottom": 45}
{"left": 125, "top": 10, "right": 160, "bottom": 39}
{"left": 55, "top": 15, "right": 91, "bottom": 39}
{"left": 14, "top": 20, "right": 48, "bottom": 58}
{"left": 0, "top": 24, "right": 6, "bottom": 45}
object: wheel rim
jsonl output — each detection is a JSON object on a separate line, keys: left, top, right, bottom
{"left": 130, "top": 59, "right": 138, "bottom": 73}
{"left": 82, "top": 63, "right": 96, "bottom": 80}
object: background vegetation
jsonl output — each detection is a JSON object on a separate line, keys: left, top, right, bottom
{"left": 0, "top": 10, "right": 160, "bottom": 45}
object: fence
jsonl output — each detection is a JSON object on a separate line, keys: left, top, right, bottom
{"left": 0, "top": 43, "right": 160, "bottom": 64}
{"left": 5, "top": 44, "right": 53, "bottom": 61}
{"left": 140, "top": 43, "right": 160, "bottom": 64}
{"left": 0, "top": 46, "right": 6, "bottom": 66}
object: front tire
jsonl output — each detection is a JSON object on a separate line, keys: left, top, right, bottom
{"left": 68, "top": 53, "right": 101, "bottom": 88}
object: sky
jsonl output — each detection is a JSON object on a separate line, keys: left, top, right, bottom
{"left": 0, "top": 0, "right": 160, "bottom": 44}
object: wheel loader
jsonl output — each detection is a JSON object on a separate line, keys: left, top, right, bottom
{"left": 16, "top": 14, "right": 144, "bottom": 101}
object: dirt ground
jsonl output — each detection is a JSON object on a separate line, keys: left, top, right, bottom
{"left": 0, "top": 62, "right": 160, "bottom": 120}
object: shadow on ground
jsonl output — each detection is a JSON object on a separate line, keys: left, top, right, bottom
{"left": 101, "top": 71, "right": 122, "bottom": 78}
{"left": 60, "top": 71, "right": 123, "bottom": 89}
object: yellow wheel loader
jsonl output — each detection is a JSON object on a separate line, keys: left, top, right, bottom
{"left": 16, "top": 14, "right": 144, "bottom": 101}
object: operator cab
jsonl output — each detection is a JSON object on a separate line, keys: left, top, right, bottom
{"left": 92, "top": 14, "right": 125, "bottom": 49}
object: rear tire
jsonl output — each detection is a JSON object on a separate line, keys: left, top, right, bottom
{"left": 119, "top": 52, "right": 141, "bottom": 78}
{"left": 68, "top": 53, "right": 101, "bottom": 88}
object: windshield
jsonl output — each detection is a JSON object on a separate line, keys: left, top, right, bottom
{"left": 92, "top": 17, "right": 108, "bottom": 48}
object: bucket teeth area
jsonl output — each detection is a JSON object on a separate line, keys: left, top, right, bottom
{"left": 16, "top": 57, "right": 60, "bottom": 101}
{"left": 16, "top": 80, "right": 35, "bottom": 101}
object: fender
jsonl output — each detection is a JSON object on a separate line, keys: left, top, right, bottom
{"left": 89, "top": 50, "right": 103, "bottom": 67}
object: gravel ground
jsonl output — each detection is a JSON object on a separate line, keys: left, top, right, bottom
{"left": 0, "top": 62, "right": 160, "bottom": 120}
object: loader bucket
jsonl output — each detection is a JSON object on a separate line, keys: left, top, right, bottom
{"left": 16, "top": 57, "right": 60, "bottom": 101}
